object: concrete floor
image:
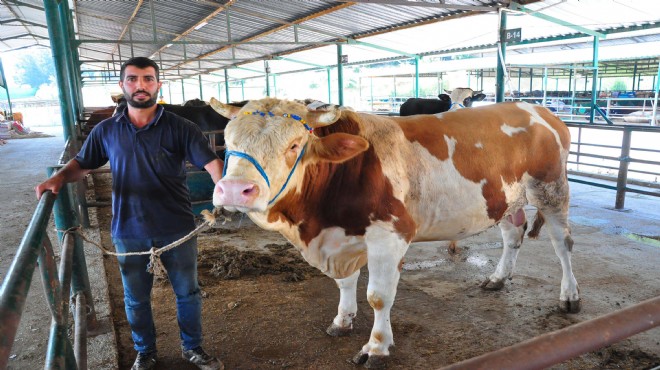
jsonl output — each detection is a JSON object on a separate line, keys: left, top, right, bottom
{"left": 0, "top": 127, "right": 117, "bottom": 370}
{"left": 1, "top": 127, "right": 658, "bottom": 369}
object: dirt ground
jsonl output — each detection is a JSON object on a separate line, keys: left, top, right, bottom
{"left": 89, "top": 172, "right": 660, "bottom": 370}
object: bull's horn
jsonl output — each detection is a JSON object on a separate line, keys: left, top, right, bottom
{"left": 306, "top": 107, "right": 341, "bottom": 128}
{"left": 210, "top": 97, "right": 242, "bottom": 119}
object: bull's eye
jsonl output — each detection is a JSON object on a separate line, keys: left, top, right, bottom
{"left": 290, "top": 143, "right": 299, "bottom": 151}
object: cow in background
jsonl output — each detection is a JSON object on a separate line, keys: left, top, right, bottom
{"left": 446, "top": 87, "right": 487, "bottom": 110}
{"left": 210, "top": 97, "right": 580, "bottom": 368}
{"left": 399, "top": 93, "right": 451, "bottom": 116}
{"left": 399, "top": 88, "right": 486, "bottom": 116}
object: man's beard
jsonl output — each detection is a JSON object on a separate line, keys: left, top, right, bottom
{"left": 123, "top": 88, "right": 158, "bottom": 108}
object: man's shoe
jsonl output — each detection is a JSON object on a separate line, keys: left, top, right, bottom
{"left": 182, "top": 346, "right": 224, "bottom": 370}
{"left": 131, "top": 351, "right": 157, "bottom": 370}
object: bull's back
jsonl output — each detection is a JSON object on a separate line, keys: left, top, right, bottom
{"left": 375, "top": 102, "right": 569, "bottom": 240}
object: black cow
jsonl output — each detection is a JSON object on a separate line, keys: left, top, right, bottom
{"left": 399, "top": 94, "right": 451, "bottom": 116}
{"left": 113, "top": 95, "right": 247, "bottom": 155}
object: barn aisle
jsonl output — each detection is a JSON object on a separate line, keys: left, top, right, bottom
{"left": 0, "top": 126, "right": 118, "bottom": 369}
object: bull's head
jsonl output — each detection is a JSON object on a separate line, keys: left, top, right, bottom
{"left": 209, "top": 97, "right": 369, "bottom": 213}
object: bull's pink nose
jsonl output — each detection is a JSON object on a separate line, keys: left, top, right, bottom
{"left": 214, "top": 179, "right": 260, "bottom": 207}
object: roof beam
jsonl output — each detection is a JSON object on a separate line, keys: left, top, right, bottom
{"left": 335, "top": 0, "right": 499, "bottom": 12}
{"left": 4, "top": 0, "right": 43, "bottom": 11}
{"left": 111, "top": 0, "right": 144, "bottom": 56}
{"left": 0, "top": 19, "right": 47, "bottom": 28}
{"left": 150, "top": 0, "right": 236, "bottom": 58}
{"left": 508, "top": 2, "right": 606, "bottom": 39}
{"left": 165, "top": 2, "right": 358, "bottom": 71}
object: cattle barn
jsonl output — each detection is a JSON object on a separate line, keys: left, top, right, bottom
{"left": 1, "top": 1, "right": 659, "bottom": 370}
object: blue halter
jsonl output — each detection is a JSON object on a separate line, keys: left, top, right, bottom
{"left": 450, "top": 102, "right": 465, "bottom": 110}
{"left": 223, "top": 143, "right": 308, "bottom": 206}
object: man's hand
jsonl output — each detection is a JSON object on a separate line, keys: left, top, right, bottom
{"left": 34, "top": 159, "right": 91, "bottom": 200}
{"left": 35, "top": 176, "right": 65, "bottom": 200}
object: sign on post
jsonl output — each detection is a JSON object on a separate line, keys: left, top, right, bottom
{"left": 505, "top": 28, "right": 522, "bottom": 43}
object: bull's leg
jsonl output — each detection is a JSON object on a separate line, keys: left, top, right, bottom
{"left": 352, "top": 225, "right": 409, "bottom": 369}
{"left": 326, "top": 270, "right": 360, "bottom": 337}
{"left": 543, "top": 211, "right": 581, "bottom": 313}
{"left": 481, "top": 208, "right": 527, "bottom": 291}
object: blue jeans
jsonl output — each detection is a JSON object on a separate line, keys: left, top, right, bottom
{"left": 112, "top": 233, "right": 202, "bottom": 354}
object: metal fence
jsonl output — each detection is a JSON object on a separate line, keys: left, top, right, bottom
{"left": 0, "top": 182, "right": 97, "bottom": 369}
{"left": 566, "top": 122, "right": 660, "bottom": 209}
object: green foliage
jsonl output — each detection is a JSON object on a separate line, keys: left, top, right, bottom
{"left": 13, "top": 49, "right": 56, "bottom": 88}
{"left": 610, "top": 79, "right": 627, "bottom": 91}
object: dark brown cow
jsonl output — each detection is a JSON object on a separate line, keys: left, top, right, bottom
{"left": 209, "top": 97, "right": 579, "bottom": 368}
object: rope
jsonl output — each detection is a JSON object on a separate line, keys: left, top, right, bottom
{"left": 59, "top": 209, "right": 223, "bottom": 278}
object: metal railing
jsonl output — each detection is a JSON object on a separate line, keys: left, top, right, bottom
{"left": 566, "top": 122, "right": 660, "bottom": 209}
{"left": 0, "top": 179, "right": 98, "bottom": 369}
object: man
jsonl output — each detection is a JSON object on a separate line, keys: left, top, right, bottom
{"left": 36, "top": 57, "right": 224, "bottom": 370}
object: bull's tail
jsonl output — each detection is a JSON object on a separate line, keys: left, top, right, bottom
{"left": 527, "top": 211, "right": 545, "bottom": 239}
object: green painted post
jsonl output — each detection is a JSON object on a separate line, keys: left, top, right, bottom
{"left": 652, "top": 59, "right": 660, "bottom": 126}
{"left": 589, "top": 36, "right": 599, "bottom": 123}
{"left": 198, "top": 75, "right": 204, "bottom": 101}
{"left": 0, "top": 58, "right": 13, "bottom": 118}
{"left": 414, "top": 57, "right": 419, "bottom": 98}
{"left": 337, "top": 44, "right": 344, "bottom": 106}
{"left": 180, "top": 77, "right": 186, "bottom": 103}
{"left": 326, "top": 68, "right": 331, "bottom": 104}
{"left": 44, "top": 0, "right": 76, "bottom": 142}
{"left": 224, "top": 69, "right": 230, "bottom": 103}
{"left": 496, "top": 10, "right": 507, "bottom": 103}
{"left": 59, "top": 0, "right": 82, "bottom": 124}
{"left": 265, "top": 61, "right": 270, "bottom": 97}
{"left": 47, "top": 168, "right": 98, "bottom": 331}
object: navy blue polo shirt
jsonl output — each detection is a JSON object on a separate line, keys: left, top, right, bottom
{"left": 75, "top": 105, "right": 218, "bottom": 239}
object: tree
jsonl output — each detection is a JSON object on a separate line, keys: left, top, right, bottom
{"left": 12, "top": 49, "right": 56, "bottom": 88}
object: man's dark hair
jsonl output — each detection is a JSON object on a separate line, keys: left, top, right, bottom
{"left": 120, "top": 57, "right": 160, "bottom": 81}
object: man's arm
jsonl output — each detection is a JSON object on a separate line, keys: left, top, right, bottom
{"left": 35, "top": 159, "right": 92, "bottom": 200}
{"left": 203, "top": 158, "right": 224, "bottom": 184}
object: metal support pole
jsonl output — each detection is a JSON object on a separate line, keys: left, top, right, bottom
{"left": 337, "top": 44, "right": 344, "bottom": 106}
{"left": 589, "top": 36, "right": 599, "bottom": 124}
{"left": 615, "top": 129, "right": 632, "bottom": 210}
{"left": 442, "top": 296, "right": 660, "bottom": 370}
{"left": 414, "top": 57, "right": 419, "bottom": 98}
{"left": 326, "top": 68, "right": 331, "bottom": 104}
{"left": 264, "top": 61, "right": 270, "bottom": 97}
{"left": 496, "top": 10, "right": 507, "bottom": 103}
{"left": 44, "top": 0, "right": 76, "bottom": 142}
{"left": 47, "top": 168, "right": 98, "bottom": 331}
{"left": 224, "top": 69, "right": 230, "bottom": 103}
{"left": 0, "top": 58, "right": 14, "bottom": 118}
{"left": 181, "top": 78, "right": 186, "bottom": 103}
{"left": 198, "top": 73, "right": 203, "bottom": 101}
{"left": 652, "top": 59, "right": 660, "bottom": 126}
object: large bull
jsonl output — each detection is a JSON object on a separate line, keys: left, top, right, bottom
{"left": 209, "top": 97, "right": 580, "bottom": 367}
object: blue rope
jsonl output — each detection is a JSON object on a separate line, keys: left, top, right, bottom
{"left": 222, "top": 144, "right": 308, "bottom": 205}
{"left": 450, "top": 102, "right": 465, "bottom": 110}
{"left": 268, "top": 144, "right": 306, "bottom": 205}
{"left": 223, "top": 150, "right": 270, "bottom": 187}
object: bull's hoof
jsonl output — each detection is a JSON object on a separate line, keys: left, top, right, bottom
{"left": 352, "top": 351, "right": 388, "bottom": 369}
{"left": 326, "top": 323, "right": 352, "bottom": 337}
{"left": 365, "top": 355, "right": 389, "bottom": 369}
{"left": 480, "top": 278, "right": 505, "bottom": 291}
{"left": 560, "top": 299, "right": 581, "bottom": 313}
{"left": 352, "top": 351, "right": 368, "bottom": 365}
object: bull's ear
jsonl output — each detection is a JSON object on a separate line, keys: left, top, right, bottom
{"left": 308, "top": 133, "right": 369, "bottom": 163}
{"left": 305, "top": 107, "right": 341, "bottom": 128}
{"left": 210, "top": 97, "right": 242, "bottom": 119}
{"left": 474, "top": 93, "right": 486, "bottom": 102}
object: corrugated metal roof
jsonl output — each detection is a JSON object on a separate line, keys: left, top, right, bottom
{"left": 1, "top": 0, "right": 659, "bottom": 84}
